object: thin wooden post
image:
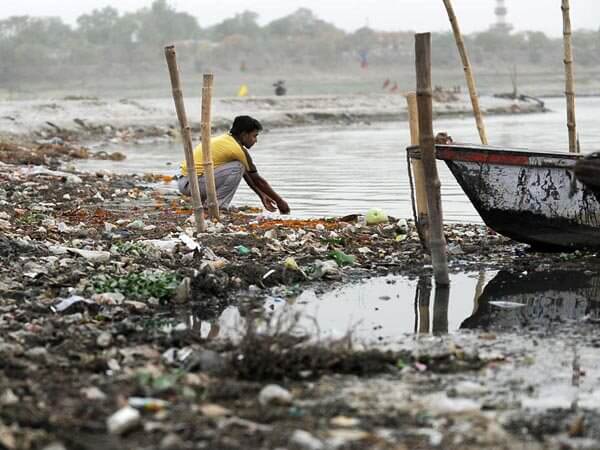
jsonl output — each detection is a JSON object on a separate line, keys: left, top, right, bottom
{"left": 201, "top": 73, "right": 219, "bottom": 219}
{"left": 562, "top": 0, "right": 578, "bottom": 153}
{"left": 415, "top": 32, "right": 449, "bottom": 286}
{"left": 164, "top": 45, "right": 206, "bottom": 233}
{"left": 406, "top": 93, "right": 429, "bottom": 249}
{"left": 442, "top": 0, "right": 488, "bottom": 145}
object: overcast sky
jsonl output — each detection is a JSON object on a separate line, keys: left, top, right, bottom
{"left": 1, "top": 0, "right": 598, "bottom": 36}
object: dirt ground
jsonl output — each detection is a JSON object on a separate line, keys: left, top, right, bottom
{"left": 2, "top": 141, "right": 600, "bottom": 450}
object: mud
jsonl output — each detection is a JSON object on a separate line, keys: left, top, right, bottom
{"left": 0, "top": 93, "right": 546, "bottom": 145}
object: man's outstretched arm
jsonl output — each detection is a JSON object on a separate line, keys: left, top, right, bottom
{"left": 243, "top": 172, "right": 290, "bottom": 214}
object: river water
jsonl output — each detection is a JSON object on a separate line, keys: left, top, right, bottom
{"left": 75, "top": 97, "right": 600, "bottom": 222}
{"left": 72, "top": 96, "right": 600, "bottom": 337}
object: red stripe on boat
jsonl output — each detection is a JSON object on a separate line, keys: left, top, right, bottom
{"left": 437, "top": 147, "right": 529, "bottom": 165}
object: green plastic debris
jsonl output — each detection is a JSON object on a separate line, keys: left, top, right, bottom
{"left": 235, "top": 245, "right": 251, "bottom": 256}
{"left": 328, "top": 250, "right": 356, "bottom": 267}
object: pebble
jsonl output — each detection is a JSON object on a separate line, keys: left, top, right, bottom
{"left": 290, "top": 430, "right": 324, "bottom": 450}
{"left": 0, "top": 389, "right": 18, "bottom": 406}
{"left": 199, "top": 403, "right": 231, "bottom": 418}
{"left": 160, "top": 433, "right": 184, "bottom": 449}
{"left": 186, "top": 349, "right": 226, "bottom": 374}
{"left": 259, "top": 384, "right": 293, "bottom": 406}
{"left": 96, "top": 332, "right": 112, "bottom": 348}
{"left": 106, "top": 406, "right": 141, "bottom": 435}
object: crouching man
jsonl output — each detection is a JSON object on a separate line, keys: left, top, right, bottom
{"left": 177, "top": 115, "right": 290, "bottom": 214}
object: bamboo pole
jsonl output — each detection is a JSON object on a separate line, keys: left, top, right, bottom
{"left": 164, "top": 45, "right": 206, "bottom": 233}
{"left": 561, "top": 0, "right": 578, "bottom": 153}
{"left": 442, "top": 0, "right": 488, "bottom": 145}
{"left": 201, "top": 73, "right": 219, "bottom": 219}
{"left": 406, "top": 93, "right": 429, "bottom": 249}
{"left": 415, "top": 32, "right": 449, "bottom": 286}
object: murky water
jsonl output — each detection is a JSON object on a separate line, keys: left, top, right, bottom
{"left": 192, "top": 269, "right": 600, "bottom": 344}
{"left": 74, "top": 97, "right": 600, "bottom": 223}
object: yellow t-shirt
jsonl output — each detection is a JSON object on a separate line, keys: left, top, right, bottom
{"left": 180, "top": 134, "right": 256, "bottom": 176}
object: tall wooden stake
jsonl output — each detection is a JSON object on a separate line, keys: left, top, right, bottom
{"left": 164, "top": 45, "right": 206, "bottom": 233}
{"left": 406, "top": 92, "right": 429, "bottom": 249}
{"left": 415, "top": 33, "right": 449, "bottom": 286}
{"left": 562, "top": 0, "right": 578, "bottom": 153}
{"left": 201, "top": 74, "right": 219, "bottom": 219}
{"left": 442, "top": 0, "right": 488, "bottom": 145}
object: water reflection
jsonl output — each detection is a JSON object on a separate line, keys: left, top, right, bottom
{"left": 461, "top": 270, "right": 600, "bottom": 330}
{"left": 188, "top": 270, "right": 600, "bottom": 343}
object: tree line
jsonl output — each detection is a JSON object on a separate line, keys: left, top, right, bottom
{"left": 0, "top": 0, "right": 598, "bottom": 92}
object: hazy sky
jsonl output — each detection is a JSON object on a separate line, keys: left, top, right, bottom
{"left": 1, "top": 0, "right": 598, "bottom": 36}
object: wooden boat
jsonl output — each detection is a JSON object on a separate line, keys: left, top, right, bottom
{"left": 575, "top": 152, "right": 600, "bottom": 198}
{"left": 408, "top": 144, "right": 600, "bottom": 250}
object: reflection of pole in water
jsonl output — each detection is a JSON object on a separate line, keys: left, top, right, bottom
{"left": 572, "top": 346, "right": 581, "bottom": 387}
{"left": 416, "top": 276, "right": 432, "bottom": 334}
{"left": 472, "top": 270, "right": 486, "bottom": 314}
{"left": 433, "top": 285, "right": 450, "bottom": 335}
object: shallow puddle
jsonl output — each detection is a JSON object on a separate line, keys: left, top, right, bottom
{"left": 194, "top": 270, "right": 600, "bottom": 345}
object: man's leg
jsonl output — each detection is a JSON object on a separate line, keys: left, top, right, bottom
{"left": 177, "top": 161, "right": 244, "bottom": 209}
{"left": 210, "top": 161, "right": 244, "bottom": 209}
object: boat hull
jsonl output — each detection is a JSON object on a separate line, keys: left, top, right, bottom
{"left": 409, "top": 144, "right": 600, "bottom": 249}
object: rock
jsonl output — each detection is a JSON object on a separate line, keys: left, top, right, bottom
{"left": 311, "top": 260, "right": 342, "bottom": 280}
{"left": 185, "top": 349, "right": 226, "bottom": 374}
{"left": 160, "top": 433, "right": 184, "bottom": 450}
{"left": 96, "top": 331, "right": 112, "bottom": 348}
{"left": 199, "top": 403, "right": 231, "bottom": 418}
{"left": 106, "top": 406, "right": 141, "bottom": 435}
{"left": 174, "top": 277, "right": 191, "bottom": 304}
{"left": 290, "top": 430, "right": 324, "bottom": 450}
{"left": 0, "top": 389, "right": 18, "bottom": 406}
{"left": 25, "top": 346, "right": 48, "bottom": 362}
{"left": 81, "top": 387, "right": 107, "bottom": 400}
{"left": 67, "top": 247, "right": 111, "bottom": 263}
{"left": 127, "top": 220, "right": 145, "bottom": 230}
{"left": 259, "top": 384, "right": 293, "bottom": 406}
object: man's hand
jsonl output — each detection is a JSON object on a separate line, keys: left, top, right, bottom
{"left": 261, "top": 194, "right": 277, "bottom": 212}
{"left": 277, "top": 199, "right": 290, "bottom": 214}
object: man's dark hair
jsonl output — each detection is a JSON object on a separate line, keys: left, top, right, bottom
{"left": 230, "top": 115, "right": 262, "bottom": 136}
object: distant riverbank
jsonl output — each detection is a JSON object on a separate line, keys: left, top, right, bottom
{"left": 0, "top": 93, "right": 546, "bottom": 144}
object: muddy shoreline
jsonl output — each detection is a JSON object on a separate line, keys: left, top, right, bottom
{"left": 0, "top": 93, "right": 546, "bottom": 145}
{"left": 2, "top": 134, "right": 600, "bottom": 450}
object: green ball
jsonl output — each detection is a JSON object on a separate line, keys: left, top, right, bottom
{"left": 365, "top": 208, "right": 388, "bottom": 225}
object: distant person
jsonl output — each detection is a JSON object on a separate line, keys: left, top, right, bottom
{"left": 273, "top": 80, "right": 287, "bottom": 96}
{"left": 359, "top": 49, "right": 368, "bottom": 69}
{"left": 177, "top": 115, "right": 290, "bottom": 214}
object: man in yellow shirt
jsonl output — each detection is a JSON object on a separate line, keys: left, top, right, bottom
{"left": 178, "top": 115, "right": 290, "bottom": 214}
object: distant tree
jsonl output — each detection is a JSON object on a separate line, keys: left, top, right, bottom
{"left": 266, "top": 8, "right": 339, "bottom": 37}
{"left": 209, "top": 11, "right": 261, "bottom": 40}
{"left": 133, "top": 0, "right": 201, "bottom": 48}
{"left": 76, "top": 7, "right": 139, "bottom": 47}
